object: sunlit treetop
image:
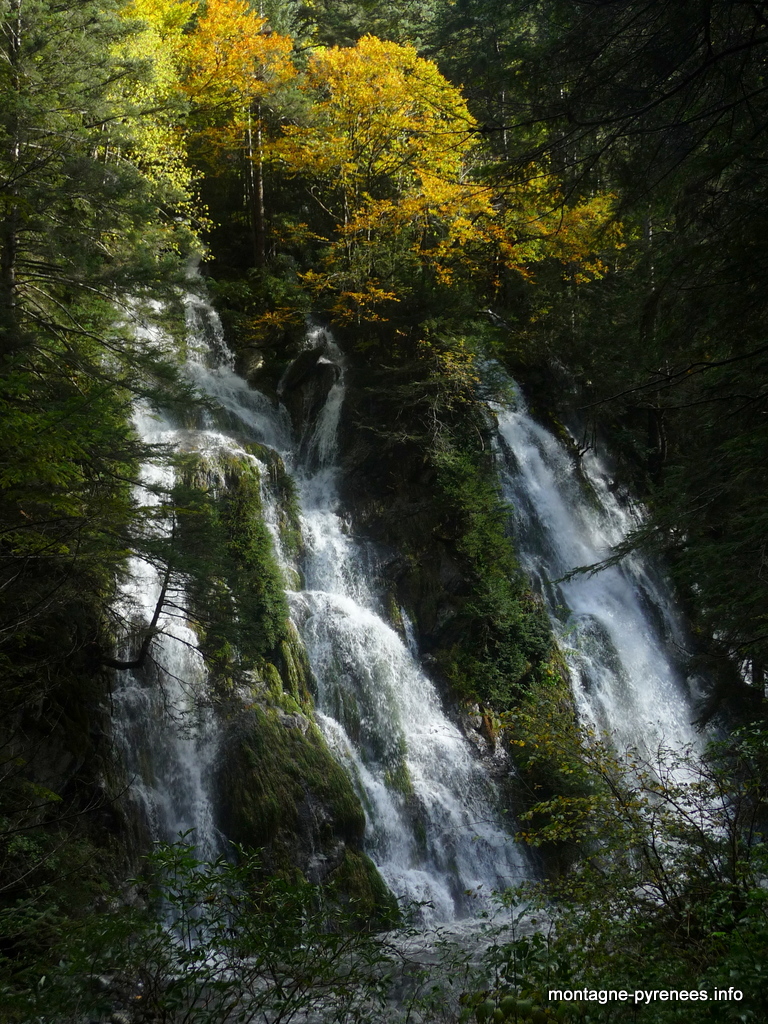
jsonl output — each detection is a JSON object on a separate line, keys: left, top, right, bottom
{"left": 182, "top": 0, "right": 295, "bottom": 109}
{"left": 279, "top": 34, "right": 477, "bottom": 204}
{"left": 125, "top": 0, "right": 197, "bottom": 41}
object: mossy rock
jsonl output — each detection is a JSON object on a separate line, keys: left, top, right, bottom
{"left": 335, "top": 355, "right": 557, "bottom": 713}
{"left": 217, "top": 706, "right": 376, "bottom": 885}
{"left": 383, "top": 760, "right": 413, "bottom": 797}
{"left": 172, "top": 451, "right": 291, "bottom": 673}
{"left": 327, "top": 847, "right": 400, "bottom": 927}
{"left": 243, "top": 444, "right": 303, "bottom": 563}
{"left": 277, "top": 622, "right": 314, "bottom": 705}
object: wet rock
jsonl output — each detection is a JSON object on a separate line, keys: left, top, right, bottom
{"left": 238, "top": 347, "right": 265, "bottom": 383}
{"left": 280, "top": 346, "right": 341, "bottom": 438}
{"left": 276, "top": 709, "right": 310, "bottom": 734}
{"left": 459, "top": 704, "right": 492, "bottom": 755}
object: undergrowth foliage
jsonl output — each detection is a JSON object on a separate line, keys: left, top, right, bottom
{"left": 5, "top": 730, "right": 768, "bottom": 1023}
{"left": 479, "top": 716, "right": 768, "bottom": 1023}
{"left": 2, "top": 839, "right": 483, "bottom": 1024}
{"left": 6, "top": 840, "right": 393, "bottom": 1024}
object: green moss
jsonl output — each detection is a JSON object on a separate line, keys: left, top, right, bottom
{"left": 412, "top": 818, "right": 427, "bottom": 854}
{"left": 385, "top": 591, "right": 404, "bottom": 633}
{"left": 332, "top": 689, "right": 362, "bottom": 745}
{"left": 261, "top": 662, "right": 285, "bottom": 702}
{"left": 173, "top": 451, "right": 291, "bottom": 673}
{"left": 165, "top": 450, "right": 397, "bottom": 905}
{"left": 271, "top": 464, "right": 304, "bottom": 562}
{"left": 341, "top": 346, "right": 556, "bottom": 714}
{"left": 217, "top": 701, "right": 397, "bottom": 913}
{"left": 427, "top": 446, "right": 554, "bottom": 710}
{"left": 328, "top": 847, "right": 400, "bottom": 927}
{"left": 220, "top": 707, "right": 366, "bottom": 855}
{"left": 241, "top": 443, "right": 304, "bottom": 564}
{"left": 277, "top": 622, "right": 314, "bottom": 705}
{"left": 383, "top": 760, "right": 413, "bottom": 797}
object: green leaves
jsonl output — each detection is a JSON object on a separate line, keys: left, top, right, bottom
{"left": 0, "top": 0, "right": 201, "bottom": 685}
{"left": 8, "top": 838, "right": 394, "bottom": 1024}
{"left": 496, "top": 710, "right": 768, "bottom": 1022}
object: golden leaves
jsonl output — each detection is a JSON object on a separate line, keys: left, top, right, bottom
{"left": 181, "top": 0, "right": 294, "bottom": 109}
{"left": 119, "top": 0, "right": 297, "bottom": 225}
{"left": 272, "top": 36, "right": 498, "bottom": 316}
{"left": 272, "top": 35, "right": 620, "bottom": 313}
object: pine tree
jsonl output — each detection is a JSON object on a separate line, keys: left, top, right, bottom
{"left": 0, "top": 0, "right": 198, "bottom": 695}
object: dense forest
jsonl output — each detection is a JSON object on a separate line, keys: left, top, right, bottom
{"left": 1, "top": 0, "right": 767, "bottom": 1021}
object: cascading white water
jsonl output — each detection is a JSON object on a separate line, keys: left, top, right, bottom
{"left": 115, "top": 284, "right": 700, "bottom": 929}
{"left": 110, "top": 296, "right": 243, "bottom": 861}
{"left": 287, "top": 339, "right": 526, "bottom": 921}
{"left": 493, "top": 382, "right": 699, "bottom": 758}
{"left": 112, "top": 417, "right": 221, "bottom": 861}
{"left": 183, "top": 316, "right": 527, "bottom": 922}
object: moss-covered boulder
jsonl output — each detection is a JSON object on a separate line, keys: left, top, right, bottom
{"left": 216, "top": 701, "right": 395, "bottom": 918}
{"left": 172, "top": 448, "right": 291, "bottom": 675}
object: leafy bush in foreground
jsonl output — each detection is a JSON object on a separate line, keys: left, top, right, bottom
{"left": 471, "top": 719, "right": 768, "bottom": 1023}
{"left": 3, "top": 841, "right": 393, "bottom": 1024}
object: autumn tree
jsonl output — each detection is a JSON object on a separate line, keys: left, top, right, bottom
{"left": 272, "top": 36, "right": 484, "bottom": 319}
{"left": 115, "top": 0, "right": 199, "bottom": 219}
{"left": 271, "top": 35, "right": 617, "bottom": 324}
{"left": 182, "top": 0, "right": 295, "bottom": 266}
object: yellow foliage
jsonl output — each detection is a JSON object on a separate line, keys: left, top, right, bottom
{"left": 176, "top": 0, "right": 297, "bottom": 200}
{"left": 182, "top": 0, "right": 294, "bottom": 116}
{"left": 112, "top": 3, "right": 621, "bottom": 302}
{"left": 110, "top": 0, "right": 201, "bottom": 224}
{"left": 274, "top": 35, "right": 620, "bottom": 308}
{"left": 279, "top": 34, "right": 476, "bottom": 205}
{"left": 125, "top": 0, "right": 196, "bottom": 52}
{"left": 273, "top": 36, "right": 502, "bottom": 310}
{"left": 416, "top": 339, "right": 481, "bottom": 391}
{"left": 245, "top": 307, "right": 304, "bottom": 341}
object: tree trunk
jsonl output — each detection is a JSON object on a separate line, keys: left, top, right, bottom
{"left": 102, "top": 559, "right": 173, "bottom": 671}
{"left": 246, "top": 104, "right": 266, "bottom": 268}
{"left": 0, "top": 0, "right": 22, "bottom": 353}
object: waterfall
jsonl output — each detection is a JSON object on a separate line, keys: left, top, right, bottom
{"left": 287, "top": 337, "right": 526, "bottom": 921}
{"left": 113, "top": 284, "right": 700, "bottom": 929}
{"left": 111, "top": 298, "right": 238, "bottom": 862}
{"left": 492, "top": 382, "right": 699, "bottom": 758}
{"left": 178, "top": 313, "right": 526, "bottom": 922}
{"left": 112, "top": 420, "right": 221, "bottom": 861}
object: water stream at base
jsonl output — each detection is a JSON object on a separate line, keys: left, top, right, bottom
{"left": 493, "top": 382, "right": 699, "bottom": 758}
